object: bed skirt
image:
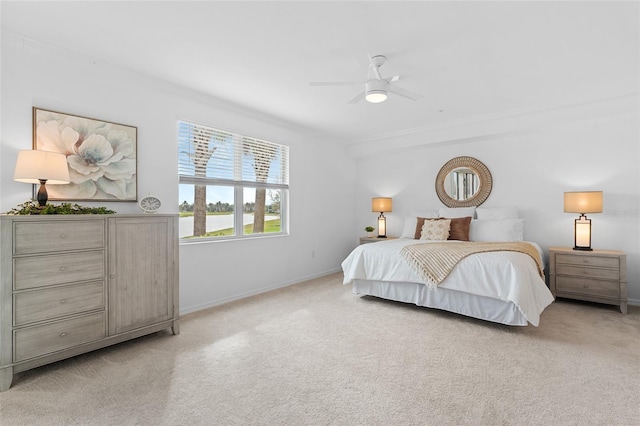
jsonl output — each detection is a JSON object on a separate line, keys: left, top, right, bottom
{"left": 352, "top": 279, "right": 529, "bottom": 326}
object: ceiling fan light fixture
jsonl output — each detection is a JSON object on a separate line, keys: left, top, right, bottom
{"left": 365, "top": 90, "right": 387, "bottom": 103}
{"left": 310, "top": 55, "right": 423, "bottom": 104}
{"left": 365, "top": 80, "right": 388, "bottom": 103}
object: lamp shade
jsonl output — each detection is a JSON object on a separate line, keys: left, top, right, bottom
{"left": 372, "top": 197, "right": 392, "bottom": 213}
{"left": 564, "top": 191, "right": 603, "bottom": 214}
{"left": 14, "top": 150, "right": 70, "bottom": 184}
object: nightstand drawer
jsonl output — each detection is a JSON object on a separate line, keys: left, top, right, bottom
{"left": 14, "top": 220, "right": 105, "bottom": 255}
{"left": 14, "top": 312, "right": 106, "bottom": 362}
{"left": 555, "top": 264, "right": 619, "bottom": 280}
{"left": 556, "top": 276, "right": 620, "bottom": 299}
{"left": 14, "top": 251, "right": 105, "bottom": 290}
{"left": 14, "top": 281, "right": 105, "bottom": 326}
{"left": 556, "top": 254, "right": 619, "bottom": 269}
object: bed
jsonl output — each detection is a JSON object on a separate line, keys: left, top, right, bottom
{"left": 341, "top": 210, "right": 555, "bottom": 326}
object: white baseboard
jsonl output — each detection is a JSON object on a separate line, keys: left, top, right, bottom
{"left": 179, "top": 268, "right": 342, "bottom": 316}
{"left": 180, "top": 273, "right": 639, "bottom": 315}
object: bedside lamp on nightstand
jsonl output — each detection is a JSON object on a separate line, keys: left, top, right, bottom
{"left": 564, "top": 191, "right": 603, "bottom": 251}
{"left": 372, "top": 197, "right": 392, "bottom": 238}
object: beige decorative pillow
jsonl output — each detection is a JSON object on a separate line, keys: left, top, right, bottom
{"left": 420, "top": 219, "right": 451, "bottom": 241}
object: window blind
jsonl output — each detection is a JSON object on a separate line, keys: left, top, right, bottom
{"left": 178, "top": 121, "right": 289, "bottom": 188}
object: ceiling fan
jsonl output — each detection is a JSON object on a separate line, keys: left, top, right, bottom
{"left": 310, "top": 55, "right": 423, "bottom": 104}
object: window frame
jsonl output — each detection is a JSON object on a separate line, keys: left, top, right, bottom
{"left": 178, "top": 120, "right": 289, "bottom": 243}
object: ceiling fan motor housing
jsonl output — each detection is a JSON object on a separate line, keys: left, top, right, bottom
{"left": 365, "top": 79, "right": 389, "bottom": 103}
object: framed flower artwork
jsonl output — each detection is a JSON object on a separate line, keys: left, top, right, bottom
{"left": 33, "top": 107, "right": 137, "bottom": 201}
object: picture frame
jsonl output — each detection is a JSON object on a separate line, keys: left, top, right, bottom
{"left": 33, "top": 107, "right": 137, "bottom": 201}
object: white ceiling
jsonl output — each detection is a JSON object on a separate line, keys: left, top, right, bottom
{"left": 3, "top": 1, "right": 638, "bottom": 144}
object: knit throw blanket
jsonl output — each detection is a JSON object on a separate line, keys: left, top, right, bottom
{"left": 400, "top": 241, "right": 544, "bottom": 287}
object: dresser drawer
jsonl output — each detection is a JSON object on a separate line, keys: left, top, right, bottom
{"left": 14, "top": 312, "right": 106, "bottom": 362}
{"left": 555, "top": 264, "right": 619, "bottom": 280}
{"left": 14, "top": 220, "right": 105, "bottom": 255}
{"left": 555, "top": 254, "right": 619, "bottom": 269}
{"left": 14, "top": 281, "right": 105, "bottom": 326}
{"left": 14, "top": 250, "right": 105, "bottom": 290}
{"left": 556, "top": 276, "right": 620, "bottom": 299}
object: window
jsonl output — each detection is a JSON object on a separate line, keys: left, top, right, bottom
{"left": 178, "top": 121, "right": 289, "bottom": 241}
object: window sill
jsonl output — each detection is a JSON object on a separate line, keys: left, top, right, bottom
{"left": 179, "top": 232, "right": 289, "bottom": 245}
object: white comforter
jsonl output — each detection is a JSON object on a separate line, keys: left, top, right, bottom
{"left": 341, "top": 238, "right": 555, "bottom": 326}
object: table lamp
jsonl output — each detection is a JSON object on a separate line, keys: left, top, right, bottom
{"left": 14, "top": 150, "right": 70, "bottom": 206}
{"left": 563, "top": 191, "right": 603, "bottom": 251}
{"left": 372, "top": 197, "right": 392, "bottom": 238}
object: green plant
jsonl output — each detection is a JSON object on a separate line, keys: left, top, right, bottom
{"left": 6, "top": 200, "right": 116, "bottom": 215}
{"left": 365, "top": 226, "right": 375, "bottom": 232}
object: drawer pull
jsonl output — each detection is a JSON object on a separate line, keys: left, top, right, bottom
{"left": 59, "top": 266, "right": 66, "bottom": 271}
{"left": 59, "top": 299, "right": 67, "bottom": 304}
{"left": 584, "top": 284, "right": 589, "bottom": 288}
{"left": 59, "top": 234, "right": 66, "bottom": 239}
{"left": 59, "top": 332, "right": 67, "bottom": 338}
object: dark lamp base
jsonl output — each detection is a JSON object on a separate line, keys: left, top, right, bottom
{"left": 573, "top": 246, "right": 593, "bottom": 251}
{"left": 377, "top": 235, "right": 387, "bottom": 239}
{"left": 36, "top": 179, "right": 49, "bottom": 207}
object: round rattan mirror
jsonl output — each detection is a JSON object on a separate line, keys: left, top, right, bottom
{"left": 435, "top": 156, "right": 492, "bottom": 208}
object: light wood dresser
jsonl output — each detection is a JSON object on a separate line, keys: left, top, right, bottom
{"left": 0, "top": 214, "right": 179, "bottom": 391}
{"left": 548, "top": 247, "right": 627, "bottom": 314}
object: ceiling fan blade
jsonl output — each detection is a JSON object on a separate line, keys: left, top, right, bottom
{"left": 388, "top": 75, "right": 400, "bottom": 83}
{"left": 310, "top": 81, "right": 362, "bottom": 86}
{"left": 348, "top": 91, "right": 366, "bottom": 104}
{"left": 388, "top": 85, "right": 423, "bottom": 101}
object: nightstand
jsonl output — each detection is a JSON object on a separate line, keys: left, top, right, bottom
{"left": 549, "top": 247, "right": 627, "bottom": 314}
{"left": 359, "top": 236, "right": 398, "bottom": 245}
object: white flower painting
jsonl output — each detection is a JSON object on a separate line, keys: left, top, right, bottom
{"left": 34, "top": 108, "right": 137, "bottom": 201}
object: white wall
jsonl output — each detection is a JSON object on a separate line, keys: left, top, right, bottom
{"left": 3, "top": 31, "right": 638, "bottom": 312}
{"left": 1, "top": 33, "right": 358, "bottom": 314}
{"left": 354, "top": 102, "right": 640, "bottom": 303}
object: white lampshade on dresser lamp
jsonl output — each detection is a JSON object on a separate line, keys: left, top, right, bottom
{"left": 564, "top": 191, "right": 603, "bottom": 251}
{"left": 14, "top": 150, "right": 70, "bottom": 206}
{"left": 372, "top": 197, "right": 392, "bottom": 238}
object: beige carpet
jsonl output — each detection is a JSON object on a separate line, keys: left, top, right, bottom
{"left": 1, "top": 272, "right": 639, "bottom": 425}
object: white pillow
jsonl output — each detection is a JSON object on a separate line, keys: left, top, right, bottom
{"left": 438, "top": 206, "right": 476, "bottom": 219}
{"left": 476, "top": 207, "right": 519, "bottom": 220}
{"left": 400, "top": 210, "right": 439, "bottom": 238}
{"left": 413, "top": 209, "right": 439, "bottom": 218}
{"left": 420, "top": 219, "right": 451, "bottom": 241}
{"left": 469, "top": 219, "right": 525, "bottom": 242}
{"left": 400, "top": 217, "right": 417, "bottom": 238}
